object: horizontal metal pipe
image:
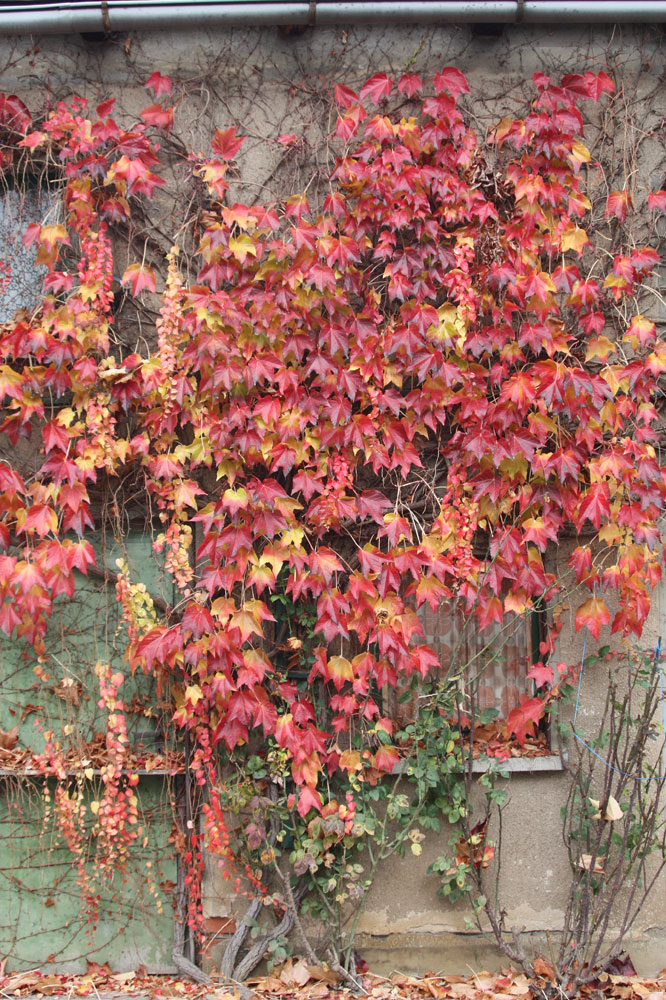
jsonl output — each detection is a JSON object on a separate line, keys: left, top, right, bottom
{"left": 0, "top": 1, "right": 665, "bottom": 37}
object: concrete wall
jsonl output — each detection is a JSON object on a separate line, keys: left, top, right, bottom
{"left": 1, "top": 16, "right": 666, "bottom": 977}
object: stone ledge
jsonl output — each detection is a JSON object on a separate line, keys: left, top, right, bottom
{"left": 393, "top": 753, "right": 566, "bottom": 778}
{"left": 471, "top": 753, "right": 566, "bottom": 773}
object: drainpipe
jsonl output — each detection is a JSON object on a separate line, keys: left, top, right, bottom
{"left": 1, "top": 1, "right": 666, "bottom": 36}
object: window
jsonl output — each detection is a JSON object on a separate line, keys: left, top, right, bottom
{"left": 0, "top": 188, "right": 55, "bottom": 322}
{"left": 388, "top": 600, "right": 551, "bottom": 760}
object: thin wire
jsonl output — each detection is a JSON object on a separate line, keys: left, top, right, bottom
{"left": 572, "top": 631, "right": 666, "bottom": 782}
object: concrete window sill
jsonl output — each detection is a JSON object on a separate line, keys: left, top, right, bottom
{"left": 470, "top": 753, "right": 566, "bottom": 773}
{"left": 393, "top": 752, "right": 567, "bottom": 777}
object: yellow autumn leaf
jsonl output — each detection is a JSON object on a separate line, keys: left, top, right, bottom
{"left": 328, "top": 655, "right": 354, "bottom": 685}
{"left": 578, "top": 853, "right": 605, "bottom": 874}
{"left": 599, "top": 522, "right": 622, "bottom": 545}
{"left": 560, "top": 225, "right": 589, "bottom": 253}
{"left": 604, "top": 795, "right": 623, "bottom": 821}
{"left": 585, "top": 337, "right": 616, "bottom": 363}
{"left": 185, "top": 684, "right": 203, "bottom": 706}
{"left": 281, "top": 527, "right": 304, "bottom": 547}
{"left": 569, "top": 139, "right": 591, "bottom": 169}
{"left": 229, "top": 234, "right": 257, "bottom": 263}
{"left": 339, "top": 750, "right": 362, "bottom": 772}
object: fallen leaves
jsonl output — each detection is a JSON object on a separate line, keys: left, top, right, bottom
{"left": 0, "top": 732, "right": 184, "bottom": 775}
{"left": 0, "top": 725, "right": 18, "bottom": 751}
{"left": 0, "top": 960, "right": 663, "bottom": 1000}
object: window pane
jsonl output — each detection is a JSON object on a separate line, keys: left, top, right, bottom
{"left": 389, "top": 602, "right": 532, "bottom": 723}
{"left": 0, "top": 189, "right": 54, "bottom": 322}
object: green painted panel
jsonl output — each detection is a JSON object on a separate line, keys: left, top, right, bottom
{"left": 0, "top": 533, "right": 179, "bottom": 972}
{"left": 0, "top": 777, "right": 177, "bottom": 972}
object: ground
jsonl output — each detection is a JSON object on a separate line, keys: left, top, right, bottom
{"left": 0, "top": 958, "right": 663, "bottom": 1000}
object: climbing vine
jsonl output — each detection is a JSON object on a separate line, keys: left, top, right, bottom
{"left": 0, "top": 58, "right": 665, "bottom": 983}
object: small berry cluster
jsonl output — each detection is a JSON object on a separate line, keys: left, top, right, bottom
{"left": 82, "top": 397, "right": 117, "bottom": 471}
{"left": 156, "top": 247, "right": 184, "bottom": 412}
{"left": 340, "top": 791, "right": 356, "bottom": 835}
{"left": 0, "top": 259, "right": 11, "bottom": 297}
{"left": 115, "top": 557, "right": 157, "bottom": 643}
{"left": 439, "top": 473, "right": 479, "bottom": 586}
{"left": 77, "top": 225, "right": 114, "bottom": 313}
{"left": 94, "top": 661, "right": 139, "bottom": 870}
{"left": 317, "top": 452, "right": 354, "bottom": 529}
{"left": 154, "top": 513, "right": 193, "bottom": 590}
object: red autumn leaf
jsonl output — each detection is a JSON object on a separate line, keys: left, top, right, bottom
{"left": 19, "top": 130, "right": 46, "bottom": 150}
{"left": 630, "top": 246, "right": 659, "bottom": 274}
{"left": 0, "top": 601, "right": 20, "bottom": 636}
{"left": 359, "top": 72, "right": 392, "bottom": 104}
{"left": 506, "top": 696, "right": 544, "bottom": 746}
{"left": 14, "top": 560, "right": 47, "bottom": 595}
{"left": 42, "top": 421, "right": 70, "bottom": 453}
{"left": 69, "top": 539, "right": 95, "bottom": 575}
{"left": 335, "top": 107, "right": 365, "bottom": 142}
{"left": 297, "top": 785, "right": 322, "bottom": 817}
{"left": 333, "top": 82, "right": 359, "bottom": 108}
{"left": 605, "top": 189, "right": 633, "bottom": 222}
{"left": 378, "top": 513, "right": 411, "bottom": 546}
{"left": 173, "top": 478, "right": 204, "bottom": 510}
{"left": 575, "top": 596, "right": 612, "bottom": 640}
{"left": 569, "top": 545, "right": 594, "bottom": 582}
{"left": 211, "top": 125, "right": 245, "bottom": 160}
{"left": 111, "top": 155, "right": 165, "bottom": 197}
{"left": 121, "top": 263, "right": 157, "bottom": 296}
{"left": 181, "top": 602, "right": 215, "bottom": 640}
{"left": 397, "top": 72, "right": 422, "bottom": 97}
{"left": 532, "top": 71, "right": 551, "bottom": 89}
{"left": 252, "top": 690, "right": 278, "bottom": 734}
{"left": 374, "top": 745, "right": 400, "bottom": 772}
{"left": 478, "top": 595, "right": 503, "bottom": 630}
{"left": 648, "top": 190, "right": 666, "bottom": 212}
{"left": 577, "top": 482, "right": 610, "bottom": 531}
{"left": 415, "top": 574, "right": 448, "bottom": 612}
{"left": 228, "top": 607, "right": 265, "bottom": 643}
{"left": 310, "top": 547, "right": 343, "bottom": 583}
{"left": 583, "top": 70, "right": 614, "bottom": 101}
{"left": 0, "top": 464, "right": 25, "bottom": 497}
{"left": 625, "top": 314, "right": 656, "bottom": 348}
{"left": 433, "top": 66, "right": 469, "bottom": 100}
{"left": 96, "top": 98, "right": 116, "bottom": 118}
{"left": 22, "top": 222, "right": 42, "bottom": 248}
{"left": 147, "top": 453, "right": 182, "bottom": 479}
{"left": 0, "top": 93, "right": 30, "bottom": 132}
{"left": 212, "top": 712, "right": 248, "bottom": 750}
{"left": 21, "top": 504, "right": 57, "bottom": 538}
{"left": 145, "top": 71, "right": 172, "bottom": 96}
{"left": 140, "top": 104, "right": 174, "bottom": 130}
{"left": 275, "top": 713, "right": 296, "bottom": 750}
{"left": 325, "top": 655, "right": 354, "bottom": 691}
{"left": 527, "top": 661, "right": 554, "bottom": 688}
{"left": 133, "top": 627, "right": 182, "bottom": 671}
{"left": 356, "top": 490, "right": 390, "bottom": 525}
{"left": 284, "top": 193, "right": 310, "bottom": 220}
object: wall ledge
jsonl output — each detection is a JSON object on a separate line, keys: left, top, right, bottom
{"left": 394, "top": 752, "right": 567, "bottom": 778}
{"left": 471, "top": 753, "right": 566, "bottom": 773}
